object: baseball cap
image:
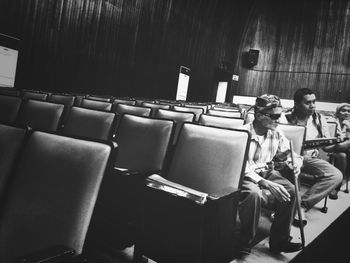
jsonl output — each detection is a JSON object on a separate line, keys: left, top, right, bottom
{"left": 255, "top": 94, "right": 282, "bottom": 113}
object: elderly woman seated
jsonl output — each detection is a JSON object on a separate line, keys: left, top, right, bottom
{"left": 331, "top": 103, "right": 350, "bottom": 198}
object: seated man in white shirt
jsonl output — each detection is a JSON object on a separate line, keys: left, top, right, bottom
{"left": 238, "top": 94, "right": 303, "bottom": 257}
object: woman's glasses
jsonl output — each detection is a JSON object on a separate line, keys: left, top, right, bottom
{"left": 340, "top": 108, "right": 350, "bottom": 113}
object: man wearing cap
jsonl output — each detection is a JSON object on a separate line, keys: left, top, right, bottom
{"left": 238, "top": 94, "right": 303, "bottom": 256}
{"left": 284, "top": 88, "right": 342, "bottom": 219}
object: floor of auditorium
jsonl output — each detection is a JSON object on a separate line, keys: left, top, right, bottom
{"left": 87, "top": 185, "right": 350, "bottom": 263}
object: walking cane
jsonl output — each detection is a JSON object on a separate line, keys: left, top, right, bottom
{"left": 290, "top": 141, "right": 305, "bottom": 248}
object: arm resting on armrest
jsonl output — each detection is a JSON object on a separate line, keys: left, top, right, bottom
{"left": 19, "top": 245, "right": 75, "bottom": 263}
{"left": 208, "top": 186, "right": 240, "bottom": 201}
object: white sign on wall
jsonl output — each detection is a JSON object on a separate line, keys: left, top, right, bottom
{"left": 176, "top": 66, "right": 191, "bottom": 101}
{"left": 0, "top": 46, "right": 18, "bottom": 87}
{"left": 0, "top": 33, "right": 19, "bottom": 88}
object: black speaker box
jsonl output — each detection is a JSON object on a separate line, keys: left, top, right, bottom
{"left": 247, "top": 49, "right": 259, "bottom": 67}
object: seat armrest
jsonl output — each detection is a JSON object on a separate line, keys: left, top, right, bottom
{"left": 19, "top": 245, "right": 75, "bottom": 263}
{"left": 208, "top": 186, "right": 240, "bottom": 201}
{"left": 146, "top": 174, "right": 208, "bottom": 204}
{"left": 113, "top": 167, "right": 161, "bottom": 178}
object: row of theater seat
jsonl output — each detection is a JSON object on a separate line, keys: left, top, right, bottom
{"left": 0, "top": 115, "right": 252, "bottom": 263}
{"left": 0, "top": 89, "right": 254, "bottom": 262}
{"left": 0, "top": 93, "right": 246, "bottom": 143}
{"left": 0, "top": 89, "right": 339, "bottom": 262}
{"left": 0, "top": 89, "right": 253, "bottom": 262}
{"left": 0, "top": 87, "right": 245, "bottom": 117}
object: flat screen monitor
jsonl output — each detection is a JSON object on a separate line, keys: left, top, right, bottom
{"left": 0, "top": 33, "right": 19, "bottom": 88}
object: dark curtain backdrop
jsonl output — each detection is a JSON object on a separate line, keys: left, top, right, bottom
{"left": 235, "top": 0, "right": 350, "bottom": 102}
{"left": 0, "top": 0, "right": 253, "bottom": 101}
{"left": 1, "top": 0, "right": 349, "bottom": 102}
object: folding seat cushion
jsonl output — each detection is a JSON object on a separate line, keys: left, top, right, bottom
{"left": 17, "top": 99, "right": 64, "bottom": 132}
{"left": 113, "top": 103, "right": 152, "bottom": 117}
{"left": 112, "top": 98, "right": 137, "bottom": 107}
{"left": 154, "top": 108, "right": 195, "bottom": 144}
{"left": 141, "top": 102, "right": 171, "bottom": 117}
{"left": 87, "top": 95, "right": 112, "bottom": 102}
{"left": 0, "top": 124, "right": 27, "bottom": 204}
{"left": 135, "top": 123, "right": 250, "bottom": 263}
{"left": 47, "top": 94, "right": 76, "bottom": 107}
{"left": 62, "top": 106, "right": 116, "bottom": 141}
{"left": 87, "top": 114, "right": 174, "bottom": 250}
{"left": 0, "top": 95, "right": 22, "bottom": 123}
{"left": 198, "top": 114, "right": 244, "bottom": 129}
{"left": 47, "top": 94, "right": 76, "bottom": 125}
{"left": 173, "top": 105, "right": 204, "bottom": 122}
{"left": 208, "top": 109, "right": 242, "bottom": 118}
{"left": 0, "top": 88, "right": 20, "bottom": 97}
{"left": 183, "top": 103, "right": 208, "bottom": 114}
{"left": 21, "top": 90, "right": 48, "bottom": 101}
{"left": 0, "top": 131, "right": 114, "bottom": 262}
{"left": 80, "top": 98, "right": 112, "bottom": 111}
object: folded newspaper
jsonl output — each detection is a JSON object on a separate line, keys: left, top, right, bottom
{"left": 147, "top": 174, "right": 208, "bottom": 204}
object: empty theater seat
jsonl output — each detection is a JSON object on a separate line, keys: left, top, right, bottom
{"left": 86, "top": 95, "right": 112, "bottom": 102}
{"left": 208, "top": 108, "right": 242, "bottom": 118}
{"left": 17, "top": 99, "right": 65, "bottom": 132}
{"left": 198, "top": 114, "right": 244, "bottom": 129}
{"left": 87, "top": 114, "right": 175, "bottom": 251}
{"left": 173, "top": 105, "right": 204, "bottom": 122}
{"left": 183, "top": 103, "right": 208, "bottom": 114}
{"left": 113, "top": 98, "right": 137, "bottom": 106}
{"left": 0, "top": 124, "right": 27, "bottom": 205}
{"left": 134, "top": 123, "right": 250, "bottom": 263}
{"left": 141, "top": 102, "right": 171, "bottom": 117}
{"left": 0, "top": 95, "right": 22, "bottom": 124}
{"left": 21, "top": 90, "right": 48, "bottom": 101}
{"left": 154, "top": 108, "right": 195, "bottom": 144}
{"left": 80, "top": 98, "right": 112, "bottom": 111}
{"left": 47, "top": 93, "right": 76, "bottom": 124}
{"left": 0, "top": 130, "right": 114, "bottom": 263}
{"left": 0, "top": 88, "right": 21, "bottom": 97}
{"left": 62, "top": 106, "right": 117, "bottom": 141}
{"left": 113, "top": 103, "right": 152, "bottom": 118}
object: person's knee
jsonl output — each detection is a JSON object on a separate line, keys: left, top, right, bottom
{"left": 332, "top": 166, "right": 343, "bottom": 184}
{"left": 335, "top": 152, "right": 347, "bottom": 159}
{"left": 239, "top": 190, "right": 262, "bottom": 213}
{"left": 245, "top": 190, "right": 261, "bottom": 203}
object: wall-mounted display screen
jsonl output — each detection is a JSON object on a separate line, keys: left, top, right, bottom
{"left": 0, "top": 33, "right": 19, "bottom": 88}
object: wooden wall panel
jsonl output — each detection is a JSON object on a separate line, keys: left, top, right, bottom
{"left": 235, "top": 0, "right": 350, "bottom": 102}
{"left": 0, "top": 0, "right": 253, "bottom": 101}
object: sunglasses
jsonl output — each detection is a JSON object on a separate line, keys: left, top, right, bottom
{"left": 261, "top": 112, "right": 281, "bottom": 120}
{"left": 340, "top": 108, "right": 350, "bottom": 113}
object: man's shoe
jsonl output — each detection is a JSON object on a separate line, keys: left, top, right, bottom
{"left": 270, "top": 241, "right": 303, "bottom": 254}
{"left": 293, "top": 206, "right": 307, "bottom": 227}
{"left": 329, "top": 189, "right": 338, "bottom": 200}
{"left": 236, "top": 246, "right": 251, "bottom": 258}
{"left": 292, "top": 217, "right": 307, "bottom": 227}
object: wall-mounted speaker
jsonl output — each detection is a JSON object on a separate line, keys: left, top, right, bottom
{"left": 246, "top": 49, "right": 259, "bottom": 68}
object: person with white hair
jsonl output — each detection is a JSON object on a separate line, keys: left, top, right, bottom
{"left": 331, "top": 103, "right": 350, "bottom": 196}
